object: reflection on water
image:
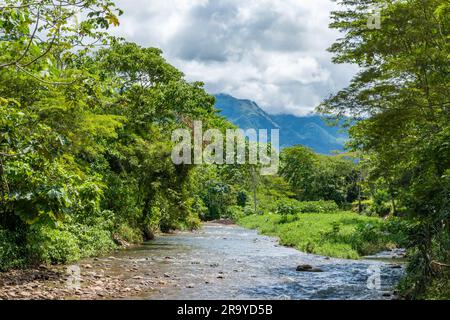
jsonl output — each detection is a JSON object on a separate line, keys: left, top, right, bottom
{"left": 101, "top": 223, "right": 404, "bottom": 300}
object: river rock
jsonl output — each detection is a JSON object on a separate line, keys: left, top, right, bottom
{"left": 296, "top": 264, "right": 324, "bottom": 272}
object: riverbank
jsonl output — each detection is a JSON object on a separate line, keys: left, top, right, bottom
{"left": 0, "top": 256, "right": 173, "bottom": 300}
{"left": 237, "top": 212, "right": 403, "bottom": 259}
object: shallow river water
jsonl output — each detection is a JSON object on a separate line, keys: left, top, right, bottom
{"left": 101, "top": 223, "right": 404, "bottom": 300}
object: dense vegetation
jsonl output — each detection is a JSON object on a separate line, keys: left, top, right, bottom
{"left": 237, "top": 147, "right": 406, "bottom": 258}
{"left": 0, "top": 0, "right": 235, "bottom": 268}
{"left": 239, "top": 212, "right": 405, "bottom": 260}
{"left": 319, "top": 0, "right": 449, "bottom": 299}
{"left": 0, "top": 0, "right": 448, "bottom": 300}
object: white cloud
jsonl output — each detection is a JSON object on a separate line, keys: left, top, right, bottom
{"left": 112, "top": 0, "right": 357, "bottom": 116}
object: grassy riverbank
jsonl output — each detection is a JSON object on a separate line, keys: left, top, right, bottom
{"left": 238, "top": 212, "right": 404, "bottom": 259}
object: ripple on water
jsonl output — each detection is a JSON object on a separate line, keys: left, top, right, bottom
{"left": 103, "top": 224, "right": 404, "bottom": 300}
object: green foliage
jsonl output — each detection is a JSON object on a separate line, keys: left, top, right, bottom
{"left": 0, "top": 1, "right": 236, "bottom": 269}
{"left": 0, "top": 0, "right": 122, "bottom": 71}
{"left": 356, "top": 189, "right": 393, "bottom": 217}
{"left": 236, "top": 191, "right": 247, "bottom": 208}
{"left": 276, "top": 199, "right": 300, "bottom": 216}
{"left": 115, "top": 224, "right": 144, "bottom": 244}
{"left": 276, "top": 199, "right": 340, "bottom": 216}
{"left": 348, "top": 222, "right": 395, "bottom": 256}
{"left": 226, "top": 205, "right": 245, "bottom": 221}
{"left": 280, "top": 146, "right": 359, "bottom": 205}
{"left": 298, "top": 201, "right": 340, "bottom": 213}
{"left": 319, "top": 0, "right": 450, "bottom": 298}
{"left": 27, "top": 225, "right": 81, "bottom": 264}
{"left": 1, "top": 0, "right": 446, "bottom": 301}
{"left": 201, "top": 181, "right": 236, "bottom": 220}
{"left": 0, "top": 228, "right": 27, "bottom": 271}
{"left": 25, "top": 218, "right": 117, "bottom": 265}
{"left": 238, "top": 212, "right": 398, "bottom": 259}
{"left": 67, "top": 223, "right": 116, "bottom": 257}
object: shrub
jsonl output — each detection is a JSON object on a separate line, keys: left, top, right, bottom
{"left": 382, "top": 217, "right": 410, "bottom": 247}
{"left": 26, "top": 216, "right": 118, "bottom": 265}
{"left": 226, "top": 205, "right": 245, "bottom": 220}
{"left": 0, "top": 228, "right": 28, "bottom": 271}
{"left": 236, "top": 191, "right": 248, "bottom": 207}
{"left": 181, "top": 212, "right": 202, "bottom": 230}
{"left": 244, "top": 206, "right": 257, "bottom": 215}
{"left": 27, "top": 225, "right": 81, "bottom": 264}
{"left": 276, "top": 198, "right": 339, "bottom": 217}
{"left": 370, "top": 189, "right": 392, "bottom": 216}
{"left": 352, "top": 199, "right": 373, "bottom": 213}
{"left": 70, "top": 224, "right": 116, "bottom": 257}
{"left": 115, "top": 223, "right": 143, "bottom": 244}
{"left": 297, "top": 200, "right": 339, "bottom": 213}
{"left": 276, "top": 198, "right": 299, "bottom": 216}
{"left": 348, "top": 222, "right": 393, "bottom": 255}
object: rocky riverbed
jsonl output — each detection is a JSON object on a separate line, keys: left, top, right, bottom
{"left": 0, "top": 257, "right": 173, "bottom": 300}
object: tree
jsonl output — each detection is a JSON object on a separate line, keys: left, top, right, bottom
{"left": 280, "top": 146, "right": 359, "bottom": 205}
{"left": 0, "top": 2, "right": 234, "bottom": 268}
{"left": 319, "top": 0, "right": 450, "bottom": 298}
{"left": 0, "top": 0, "right": 121, "bottom": 72}
{"left": 280, "top": 146, "right": 317, "bottom": 200}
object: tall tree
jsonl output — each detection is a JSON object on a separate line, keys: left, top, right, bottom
{"left": 319, "top": 0, "right": 450, "bottom": 298}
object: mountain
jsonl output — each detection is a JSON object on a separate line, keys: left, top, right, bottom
{"left": 214, "top": 93, "right": 348, "bottom": 154}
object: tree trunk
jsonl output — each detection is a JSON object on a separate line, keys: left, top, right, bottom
{"left": 391, "top": 197, "right": 397, "bottom": 217}
{"left": 251, "top": 167, "right": 257, "bottom": 214}
{"left": 357, "top": 172, "right": 363, "bottom": 214}
{"left": 389, "top": 186, "right": 397, "bottom": 216}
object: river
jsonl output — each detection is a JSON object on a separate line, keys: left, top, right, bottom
{"left": 98, "top": 223, "right": 404, "bottom": 300}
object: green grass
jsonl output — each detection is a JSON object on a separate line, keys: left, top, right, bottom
{"left": 238, "top": 211, "right": 397, "bottom": 259}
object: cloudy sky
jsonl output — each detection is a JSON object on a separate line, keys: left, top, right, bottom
{"left": 112, "top": 0, "right": 357, "bottom": 116}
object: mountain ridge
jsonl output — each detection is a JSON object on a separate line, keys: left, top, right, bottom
{"left": 214, "top": 93, "right": 348, "bottom": 154}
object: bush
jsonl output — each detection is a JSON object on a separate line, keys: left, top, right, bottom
{"left": 226, "top": 205, "right": 245, "bottom": 220}
{"left": 276, "top": 198, "right": 339, "bottom": 217}
{"left": 297, "top": 200, "right": 339, "bottom": 213}
{"left": 382, "top": 217, "right": 410, "bottom": 247}
{"left": 181, "top": 212, "right": 202, "bottom": 231}
{"left": 276, "top": 198, "right": 299, "bottom": 216}
{"left": 0, "top": 228, "right": 28, "bottom": 271}
{"left": 352, "top": 199, "right": 373, "bottom": 213}
{"left": 348, "top": 221, "right": 396, "bottom": 255}
{"left": 26, "top": 218, "right": 117, "bottom": 265}
{"left": 70, "top": 224, "right": 116, "bottom": 257}
{"left": 236, "top": 191, "right": 248, "bottom": 207}
{"left": 115, "top": 224, "right": 144, "bottom": 244}
{"left": 27, "top": 225, "right": 81, "bottom": 264}
{"left": 373, "top": 190, "right": 392, "bottom": 215}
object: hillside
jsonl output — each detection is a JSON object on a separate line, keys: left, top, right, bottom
{"left": 214, "top": 93, "right": 348, "bottom": 154}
